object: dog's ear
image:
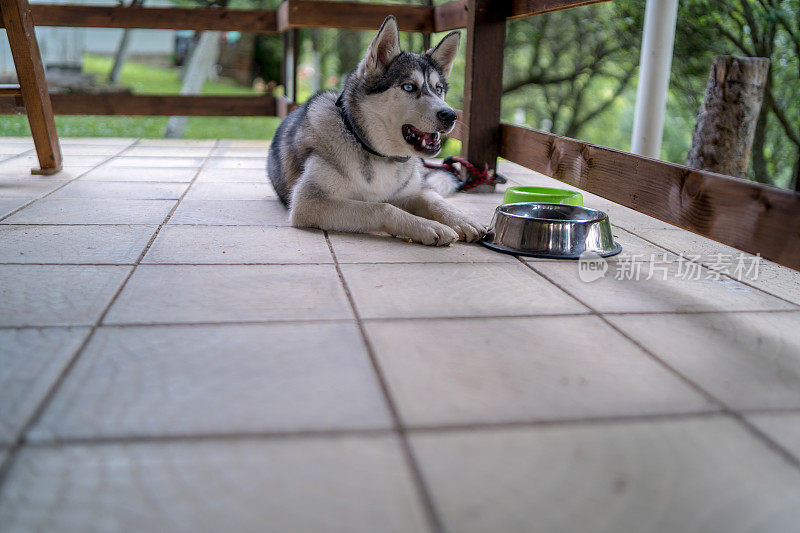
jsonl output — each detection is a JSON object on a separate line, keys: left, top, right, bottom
{"left": 426, "top": 31, "right": 460, "bottom": 79}
{"left": 362, "top": 15, "right": 402, "bottom": 74}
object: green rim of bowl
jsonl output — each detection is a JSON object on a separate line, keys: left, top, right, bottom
{"left": 502, "top": 186, "right": 583, "bottom": 206}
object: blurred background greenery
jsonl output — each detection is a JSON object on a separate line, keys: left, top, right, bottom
{"left": 1, "top": 0, "right": 797, "bottom": 189}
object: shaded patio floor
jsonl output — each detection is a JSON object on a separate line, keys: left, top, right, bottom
{"left": 1, "top": 137, "right": 800, "bottom": 532}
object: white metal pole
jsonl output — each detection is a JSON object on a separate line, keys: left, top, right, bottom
{"left": 630, "top": 0, "right": 679, "bottom": 158}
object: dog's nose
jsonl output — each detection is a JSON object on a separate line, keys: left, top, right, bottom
{"left": 436, "top": 109, "right": 457, "bottom": 127}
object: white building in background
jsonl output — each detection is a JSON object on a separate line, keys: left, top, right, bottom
{"left": 0, "top": 0, "right": 176, "bottom": 80}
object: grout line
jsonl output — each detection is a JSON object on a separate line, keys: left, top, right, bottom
{"left": 2, "top": 308, "right": 800, "bottom": 331}
{"left": 324, "top": 231, "right": 445, "bottom": 533}
{"left": 518, "top": 257, "right": 800, "bottom": 472}
{"left": 734, "top": 407, "right": 800, "bottom": 416}
{"left": 406, "top": 411, "right": 727, "bottom": 434}
{"left": 24, "top": 427, "right": 398, "bottom": 448}
{"left": 0, "top": 141, "right": 138, "bottom": 223}
{"left": 19, "top": 410, "right": 731, "bottom": 449}
{"left": 13, "top": 409, "right": 800, "bottom": 451}
{"left": 0, "top": 140, "right": 217, "bottom": 493}
{"left": 0, "top": 260, "right": 513, "bottom": 266}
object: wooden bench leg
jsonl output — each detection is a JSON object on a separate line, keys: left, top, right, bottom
{"left": 1, "top": 0, "right": 62, "bottom": 175}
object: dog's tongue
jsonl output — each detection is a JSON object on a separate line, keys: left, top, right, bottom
{"left": 421, "top": 132, "right": 436, "bottom": 144}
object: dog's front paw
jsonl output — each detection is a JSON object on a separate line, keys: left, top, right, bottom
{"left": 410, "top": 221, "right": 459, "bottom": 246}
{"left": 443, "top": 215, "right": 487, "bottom": 243}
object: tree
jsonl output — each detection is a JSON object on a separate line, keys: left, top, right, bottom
{"left": 500, "top": 2, "right": 643, "bottom": 139}
{"left": 674, "top": 0, "right": 800, "bottom": 187}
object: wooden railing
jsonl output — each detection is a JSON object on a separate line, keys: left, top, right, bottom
{"left": 1, "top": 0, "right": 798, "bottom": 269}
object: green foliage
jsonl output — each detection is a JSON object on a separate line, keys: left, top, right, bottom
{"left": 0, "top": 54, "right": 280, "bottom": 139}
{"left": 673, "top": 0, "right": 800, "bottom": 187}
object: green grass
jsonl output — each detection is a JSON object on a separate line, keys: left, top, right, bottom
{"left": 0, "top": 54, "right": 281, "bottom": 139}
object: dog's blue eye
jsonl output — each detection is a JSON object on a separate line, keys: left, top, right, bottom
{"left": 402, "top": 83, "right": 416, "bottom": 92}
{"left": 435, "top": 86, "right": 443, "bottom": 95}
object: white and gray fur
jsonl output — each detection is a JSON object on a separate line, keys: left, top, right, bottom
{"left": 267, "top": 15, "right": 485, "bottom": 245}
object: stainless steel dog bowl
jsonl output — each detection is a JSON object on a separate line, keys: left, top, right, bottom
{"left": 481, "top": 202, "right": 622, "bottom": 259}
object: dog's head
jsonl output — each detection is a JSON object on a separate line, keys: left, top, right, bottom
{"left": 343, "top": 15, "right": 461, "bottom": 158}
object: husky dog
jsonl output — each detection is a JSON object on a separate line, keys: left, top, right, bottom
{"left": 268, "top": 15, "right": 486, "bottom": 245}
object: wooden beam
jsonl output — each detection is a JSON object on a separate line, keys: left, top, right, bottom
{"left": 433, "top": 0, "right": 608, "bottom": 31}
{"left": 434, "top": 0, "right": 467, "bottom": 32}
{"left": 508, "top": 0, "right": 610, "bottom": 18}
{"left": 459, "top": 0, "right": 508, "bottom": 190}
{"left": 1, "top": 0, "right": 62, "bottom": 175}
{"left": 277, "top": 0, "right": 434, "bottom": 32}
{"left": 0, "top": 93, "right": 279, "bottom": 116}
{"left": 0, "top": 5, "right": 279, "bottom": 33}
{"left": 500, "top": 123, "right": 800, "bottom": 270}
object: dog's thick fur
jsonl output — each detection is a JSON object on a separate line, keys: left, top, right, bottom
{"left": 267, "top": 15, "right": 486, "bottom": 245}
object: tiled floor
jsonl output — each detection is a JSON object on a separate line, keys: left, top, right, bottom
{"left": 1, "top": 137, "right": 799, "bottom": 532}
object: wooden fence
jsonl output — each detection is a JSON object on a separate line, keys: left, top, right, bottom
{"left": 1, "top": 0, "right": 798, "bottom": 269}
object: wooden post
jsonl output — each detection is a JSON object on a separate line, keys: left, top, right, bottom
{"left": 422, "top": 0, "right": 433, "bottom": 50}
{"left": 459, "top": 0, "right": 507, "bottom": 191}
{"left": 281, "top": 27, "right": 299, "bottom": 107}
{"left": 1, "top": 0, "right": 62, "bottom": 174}
{"left": 687, "top": 56, "right": 770, "bottom": 179}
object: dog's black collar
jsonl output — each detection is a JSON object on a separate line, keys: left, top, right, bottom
{"left": 335, "top": 93, "right": 410, "bottom": 163}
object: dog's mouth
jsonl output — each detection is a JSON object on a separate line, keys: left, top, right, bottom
{"left": 402, "top": 124, "right": 441, "bottom": 155}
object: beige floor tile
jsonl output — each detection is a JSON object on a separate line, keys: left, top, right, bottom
{"left": 144, "top": 226, "right": 331, "bottom": 264}
{"left": 742, "top": 260, "right": 800, "bottom": 306}
{"left": 596, "top": 202, "right": 683, "bottom": 232}
{"left": 0, "top": 265, "right": 130, "bottom": 326}
{"left": 210, "top": 146, "right": 269, "bottom": 158}
{"left": 135, "top": 138, "right": 215, "bottom": 147}
{"left": 0, "top": 198, "right": 29, "bottom": 218}
{"left": 0, "top": 437, "right": 429, "bottom": 533}
{"left": 215, "top": 139, "right": 270, "bottom": 148}
{"left": 61, "top": 137, "right": 137, "bottom": 146}
{"left": 366, "top": 316, "right": 712, "bottom": 426}
{"left": 329, "top": 232, "right": 514, "bottom": 263}
{"left": 0, "top": 327, "right": 89, "bottom": 444}
{"left": 532, "top": 261, "right": 794, "bottom": 313}
{"left": 0, "top": 143, "right": 33, "bottom": 155}
{"left": 606, "top": 312, "right": 800, "bottom": 410}
{"left": 31, "top": 322, "right": 390, "bottom": 440}
{"left": 1, "top": 198, "right": 176, "bottom": 225}
{"left": 342, "top": 262, "right": 587, "bottom": 319}
{"left": 184, "top": 181, "right": 277, "bottom": 200}
{"left": 0, "top": 225, "right": 156, "bottom": 264}
{"left": 168, "top": 199, "right": 290, "bottom": 225}
{"left": 104, "top": 156, "right": 205, "bottom": 168}
{"left": 0, "top": 155, "right": 108, "bottom": 169}
{"left": 0, "top": 178, "right": 68, "bottom": 199}
{"left": 0, "top": 166, "right": 92, "bottom": 182}
{"left": 622, "top": 230, "right": 800, "bottom": 304}
{"left": 58, "top": 144, "right": 126, "bottom": 156}
{"left": 204, "top": 156, "right": 266, "bottom": 169}
{"left": 411, "top": 417, "right": 800, "bottom": 533}
{"left": 748, "top": 413, "right": 800, "bottom": 461}
{"left": 104, "top": 264, "right": 352, "bottom": 324}
{"left": 80, "top": 166, "right": 197, "bottom": 182}
{"left": 195, "top": 167, "right": 267, "bottom": 182}
{"left": 123, "top": 145, "right": 212, "bottom": 158}
{"left": 633, "top": 227, "right": 749, "bottom": 258}
{"left": 49, "top": 181, "right": 188, "bottom": 200}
